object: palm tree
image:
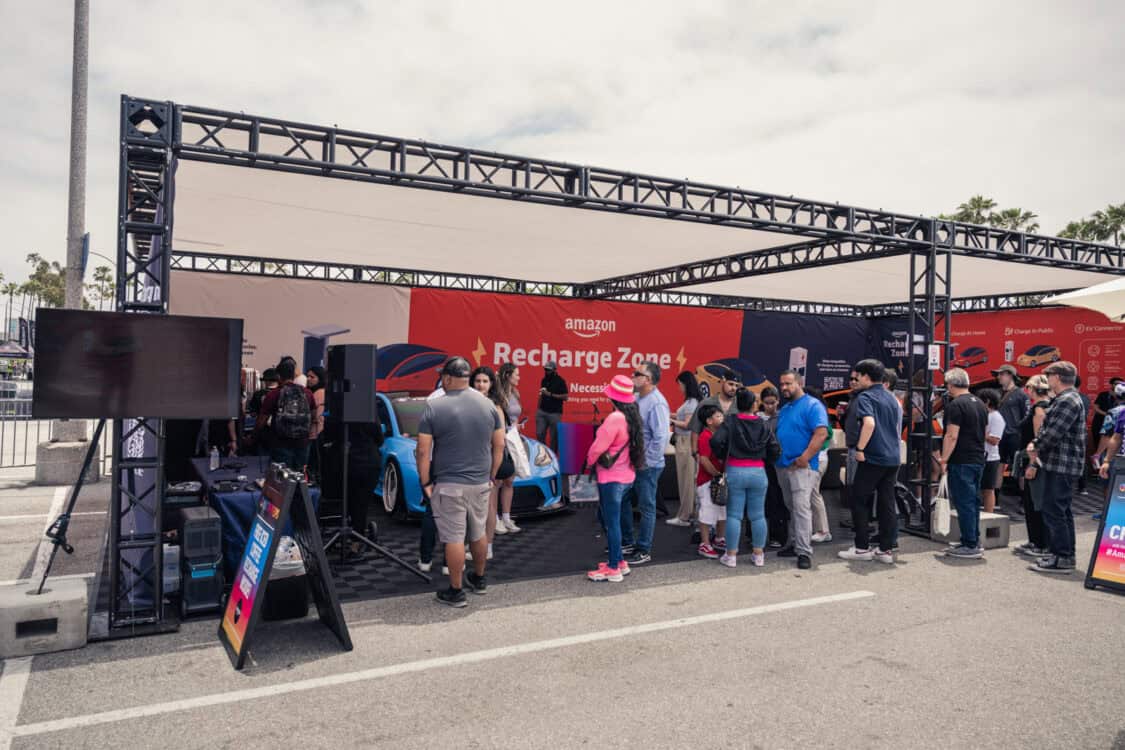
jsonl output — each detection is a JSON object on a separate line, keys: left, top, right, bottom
{"left": 1058, "top": 219, "right": 1103, "bottom": 241}
{"left": 990, "top": 207, "right": 1040, "bottom": 233}
{"left": 1093, "top": 203, "right": 1125, "bottom": 246}
{"left": 952, "top": 195, "right": 998, "bottom": 224}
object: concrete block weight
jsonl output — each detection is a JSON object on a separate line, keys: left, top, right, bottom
{"left": 931, "top": 509, "right": 1010, "bottom": 549}
{"left": 0, "top": 578, "right": 88, "bottom": 658}
{"left": 34, "top": 441, "right": 101, "bottom": 485}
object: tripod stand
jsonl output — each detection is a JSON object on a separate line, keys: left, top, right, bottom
{"left": 322, "top": 422, "right": 430, "bottom": 582}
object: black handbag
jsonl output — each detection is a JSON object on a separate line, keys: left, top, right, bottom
{"left": 708, "top": 421, "right": 733, "bottom": 506}
{"left": 496, "top": 447, "right": 516, "bottom": 481}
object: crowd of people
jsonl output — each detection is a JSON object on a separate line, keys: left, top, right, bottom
{"left": 204, "top": 346, "right": 1110, "bottom": 607}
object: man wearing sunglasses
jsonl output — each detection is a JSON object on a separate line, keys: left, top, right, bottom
{"left": 619, "top": 362, "right": 670, "bottom": 565}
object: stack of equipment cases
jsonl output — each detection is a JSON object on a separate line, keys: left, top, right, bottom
{"left": 178, "top": 506, "right": 224, "bottom": 617}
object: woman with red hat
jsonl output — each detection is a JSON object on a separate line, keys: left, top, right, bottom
{"left": 586, "top": 374, "right": 646, "bottom": 582}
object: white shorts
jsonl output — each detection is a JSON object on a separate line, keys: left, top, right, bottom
{"left": 696, "top": 482, "right": 722, "bottom": 527}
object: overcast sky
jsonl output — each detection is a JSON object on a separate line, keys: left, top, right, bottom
{"left": 1, "top": 0, "right": 1123, "bottom": 289}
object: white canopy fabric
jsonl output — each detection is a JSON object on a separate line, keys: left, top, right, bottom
{"left": 172, "top": 160, "right": 1121, "bottom": 306}
{"left": 1043, "top": 278, "right": 1125, "bottom": 321}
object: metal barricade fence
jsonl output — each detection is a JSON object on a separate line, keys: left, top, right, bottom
{"left": 0, "top": 396, "right": 112, "bottom": 474}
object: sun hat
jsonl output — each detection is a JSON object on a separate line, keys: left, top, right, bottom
{"left": 603, "top": 374, "right": 635, "bottom": 404}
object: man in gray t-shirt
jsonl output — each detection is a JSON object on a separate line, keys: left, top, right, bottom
{"left": 416, "top": 356, "right": 505, "bottom": 607}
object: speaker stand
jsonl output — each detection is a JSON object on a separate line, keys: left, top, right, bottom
{"left": 322, "top": 423, "right": 431, "bottom": 582}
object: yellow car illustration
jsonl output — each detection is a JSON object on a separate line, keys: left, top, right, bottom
{"left": 1016, "top": 344, "right": 1061, "bottom": 369}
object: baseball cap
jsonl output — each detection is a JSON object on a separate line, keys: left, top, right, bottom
{"left": 990, "top": 364, "right": 1019, "bottom": 378}
{"left": 439, "top": 356, "right": 472, "bottom": 378}
{"left": 545, "top": 360, "right": 558, "bottom": 371}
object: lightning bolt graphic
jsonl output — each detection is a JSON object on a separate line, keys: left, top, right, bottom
{"left": 472, "top": 337, "right": 487, "bottom": 366}
{"left": 676, "top": 346, "right": 687, "bottom": 374}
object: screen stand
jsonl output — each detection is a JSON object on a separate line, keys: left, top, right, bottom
{"left": 35, "top": 418, "right": 106, "bottom": 595}
{"left": 321, "top": 423, "right": 431, "bottom": 582}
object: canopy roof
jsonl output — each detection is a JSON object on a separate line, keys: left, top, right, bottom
{"left": 167, "top": 103, "right": 1124, "bottom": 310}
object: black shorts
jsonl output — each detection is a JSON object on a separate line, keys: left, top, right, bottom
{"left": 980, "top": 460, "right": 1003, "bottom": 490}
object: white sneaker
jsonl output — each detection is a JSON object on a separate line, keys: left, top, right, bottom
{"left": 837, "top": 546, "right": 875, "bottom": 561}
{"left": 873, "top": 549, "right": 895, "bottom": 565}
{"left": 493, "top": 520, "right": 508, "bottom": 535}
{"left": 665, "top": 518, "right": 691, "bottom": 527}
{"left": 811, "top": 532, "right": 833, "bottom": 543}
{"left": 418, "top": 559, "right": 433, "bottom": 573}
{"left": 750, "top": 552, "right": 765, "bottom": 567}
{"left": 503, "top": 518, "right": 521, "bottom": 533}
{"left": 718, "top": 553, "right": 737, "bottom": 568}
{"left": 465, "top": 550, "right": 472, "bottom": 562}
{"left": 441, "top": 565, "right": 449, "bottom": 576}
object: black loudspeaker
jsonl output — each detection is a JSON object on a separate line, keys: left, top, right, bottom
{"left": 179, "top": 506, "right": 221, "bottom": 559}
{"left": 326, "top": 344, "right": 377, "bottom": 423}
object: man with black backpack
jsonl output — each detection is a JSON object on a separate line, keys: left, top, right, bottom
{"left": 255, "top": 359, "right": 317, "bottom": 471}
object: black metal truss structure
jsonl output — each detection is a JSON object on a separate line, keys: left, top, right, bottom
{"left": 110, "top": 98, "right": 173, "bottom": 631}
{"left": 105, "top": 94, "right": 1124, "bottom": 632}
{"left": 171, "top": 250, "right": 1080, "bottom": 319}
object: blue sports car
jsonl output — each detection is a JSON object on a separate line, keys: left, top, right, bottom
{"left": 375, "top": 393, "right": 567, "bottom": 520}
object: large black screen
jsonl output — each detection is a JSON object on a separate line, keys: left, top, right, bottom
{"left": 32, "top": 309, "right": 243, "bottom": 419}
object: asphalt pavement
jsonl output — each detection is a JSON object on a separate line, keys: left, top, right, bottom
{"left": 1, "top": 493, "right": 1122, "bottom": 750}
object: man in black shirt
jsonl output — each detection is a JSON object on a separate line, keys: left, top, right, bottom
{"left": 991, "top": 364, "right": 1029, "bottom": 467}
{"left": 939, "top": 367, "right": 989, "bottom": 559}
{"left": 535, "top": 360, "right": 568, "bottom": 451}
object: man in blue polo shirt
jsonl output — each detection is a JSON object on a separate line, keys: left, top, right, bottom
{"left": 775, "top": 370, "right": 829, "bottom": 570}
{"left": 839, "top": 359, "right": 903, "bottom": 564}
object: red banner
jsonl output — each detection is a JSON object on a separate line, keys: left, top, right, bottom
{"left": 948, "top": 307, "right": 1125, "bottom": 399}
{"left": 408, "top": 288, "right": 744, "bottom": 424}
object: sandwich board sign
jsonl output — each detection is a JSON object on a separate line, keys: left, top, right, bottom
{"left": 1085, "top": 462, "right": 1125, "bottom": 595}
{"left": 218, "top": 464, "right": 352, "bottom": 669}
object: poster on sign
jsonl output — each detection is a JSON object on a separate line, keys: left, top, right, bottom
{"left": 1085, "top": 462, "right": 1125, "bottom": 594}
{"left": 408, "top": 288, "right": 743, "bottom": 425}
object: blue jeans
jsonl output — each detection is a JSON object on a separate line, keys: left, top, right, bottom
{"left": 620, "top": 465, "right": 662, "bottom": 553}
{"left": 1040, "top": 469, "right": 1076, "bottom": 558}
{"left": 725, "top": 466, "right": 768, "bottom": 553}
{"left": 270, "top": 442, "right": 310, "bottom": 472}
{"left": 598, "top": 482, "right": 629, "bottom": 567}
{"left": 947, "top": 463, "right": 984, "bottom": 548}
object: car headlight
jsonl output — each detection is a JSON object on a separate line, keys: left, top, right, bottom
{"left": 535, "top": 447, "right": 555, "bottom": 467}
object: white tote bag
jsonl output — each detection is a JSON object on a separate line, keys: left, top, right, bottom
{"left": 933, "top": 474, "right": 952, "bottom": 537}
{"left": 505, "top": 426, "right": 532, "bottom": 479}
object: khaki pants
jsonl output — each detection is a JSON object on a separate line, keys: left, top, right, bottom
{"left": 674, "top": 434, "right": 697, "bottom": 521}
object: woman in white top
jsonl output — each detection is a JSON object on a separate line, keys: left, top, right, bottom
{"left": 495, "top": 363, "right": 522, "bottom": 533}
{"left": 668, "top": 371, "right": 701, "bottom": 525}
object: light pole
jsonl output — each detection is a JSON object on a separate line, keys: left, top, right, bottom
{"left": 48, "top": 0, "right": 90, "bottom": 451}
{"left": 63, "top": 0, "right": 88, "bottom": 310}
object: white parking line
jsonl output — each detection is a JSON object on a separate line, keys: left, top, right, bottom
{"left": 0, "top": 657, "right": 32, "bottom": 750}
{"left": 10, "top": 590, "right": 874, "bottom": 739}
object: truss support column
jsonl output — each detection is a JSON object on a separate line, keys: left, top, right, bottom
{"left": 904, "top": 222, "right": 952, "bottom": 538}
{"left": 109, "top": 96, "right": 177, "bottom": 630}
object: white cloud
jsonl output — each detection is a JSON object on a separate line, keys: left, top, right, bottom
{"left": 0, "top": 0, "right": 1122, "bottom": 292}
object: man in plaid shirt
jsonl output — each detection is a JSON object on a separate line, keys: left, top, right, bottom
{"left": 1026, "top": 361, "right": 1086, "bottom": 574}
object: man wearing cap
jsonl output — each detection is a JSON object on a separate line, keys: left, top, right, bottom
{"left": 992, "top": 364, "right": 1030, "bottom": 473}
{"left": 416, "top": 356, "right": 506, "bottom": 607}
{"left": 536, "top": 361, "right": 568, "bottom": 451}
{"left": 1027, "top": 360, "right": 1087, "bottom": 574}
{"left": 621, "top": 361, "right": 671, "bottom": 565}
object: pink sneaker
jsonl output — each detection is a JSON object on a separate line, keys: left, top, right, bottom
{"left": 587, "top": 563, "right": 624, "bottom": 582}
{"left": 698, "top": 543, "right": 719, "bottom": 559}
{"left": 617, "top": 560, "right": 631, "bottom": 576}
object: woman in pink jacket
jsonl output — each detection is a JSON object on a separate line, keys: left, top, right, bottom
{"left": 586, "top": 374, "right": 646, "bottom": 582}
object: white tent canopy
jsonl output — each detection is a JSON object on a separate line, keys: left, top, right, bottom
{"left": 1043, "top": 278, "right": 1125, "bottom": 321}
{"left": 172, "top": 160, "right": 1120, "bottom": 307}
